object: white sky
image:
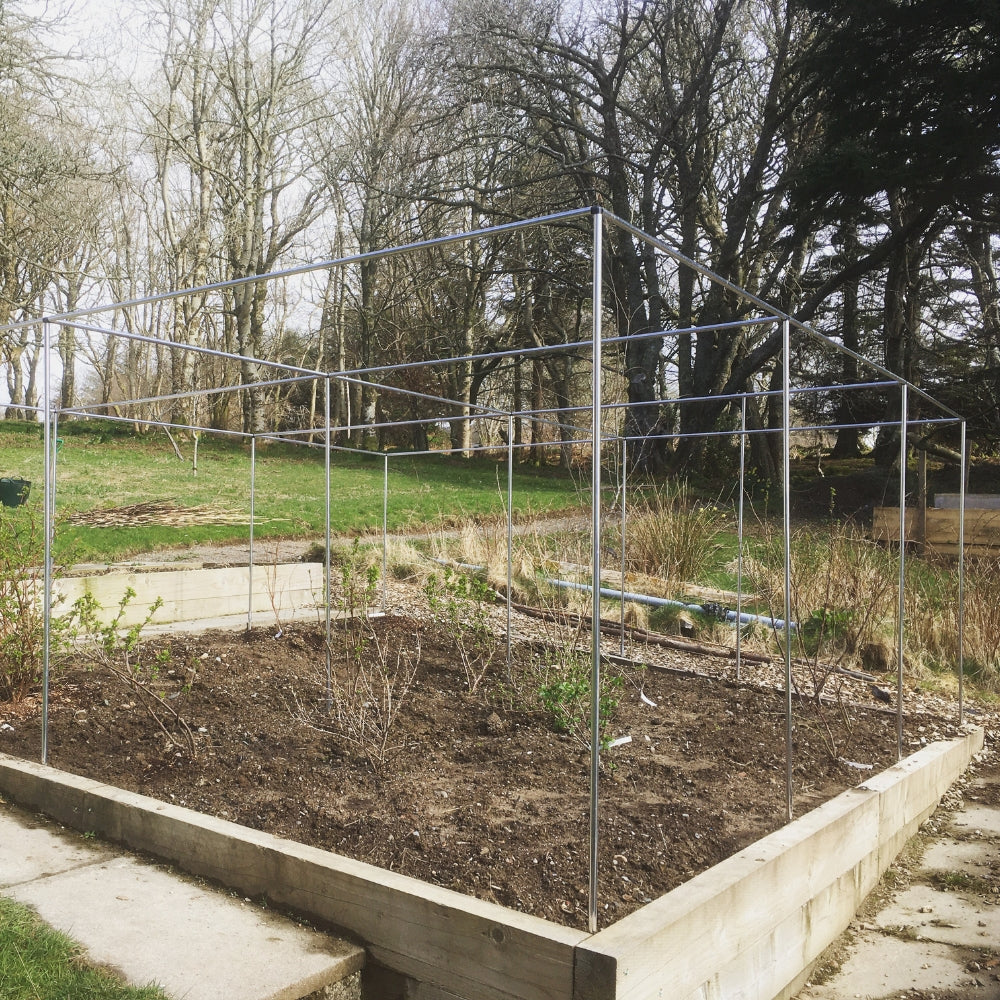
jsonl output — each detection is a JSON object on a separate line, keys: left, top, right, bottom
{"left": 23, "top": 0, "right": 153, "bottom": 79}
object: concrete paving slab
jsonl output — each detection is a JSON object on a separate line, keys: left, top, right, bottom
{"left": 952, "top": 802, "right": 1000, "bottom": 839}
{"left": 874, "top": 884, "right": 1000, "bottom": 947}
{"left": 797, "top": 932, "right": 973, "bottom": 998}
{"left": 923, "top": 835, "right": 1000, "bottom": 877}
{"left": 795, "top": 746, "right": 1000, "bottom": 1000}
{"left": 0, "top": 807, "right": 113, "bottom": 887}
{"left": 7, "top": 853, "right": 363, "bottom": 1000}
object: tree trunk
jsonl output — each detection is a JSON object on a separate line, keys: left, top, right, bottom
{"left": 512, "top": 357, "right": 524, "bottom": 455}
{"left": 746, "top": 389, "right": 780, "bottom": 485}
{"left": 529, "top": 358, "right": 545, "bottom": 464}
{"left": 551, "top": 355, "right": 576, "bottom": 471}
{"left": 874, "top": 192, "right": 922, "bottom": 466}
{"left": 831, "top": 220, "right": 863, "bottom": 458}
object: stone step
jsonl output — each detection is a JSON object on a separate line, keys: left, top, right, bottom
{"left": 0, "top": 805, "right": 363, "bottom": 1000}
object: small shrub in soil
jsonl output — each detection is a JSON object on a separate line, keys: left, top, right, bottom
{"left": 0, "top": 510, "right": 80, "bottom": 702}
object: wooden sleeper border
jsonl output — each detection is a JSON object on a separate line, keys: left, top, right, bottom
{"left": 0, "top": 729, "right": 983, "bottom": 1000}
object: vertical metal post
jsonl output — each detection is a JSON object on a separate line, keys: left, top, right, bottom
{"left": 781, "top": 320, "right": 793, "bottom": 823}
{"left": 619, "top": 436, "right": 627, "bottom": 657}
{"left": 957, "top": 421, "right": 967, "bottom": 725}
{"left": 41, "top": 321, "right": 53, "bottom": 765}
{"left": 506, "top": 414, "right": 514, "bottom": 672}
{"left": 51, "top": 411, "right": 59, "bottom": 513}
{"left": 382, "top": 453, "right": 389, "bottom": 614}
{"left": 896, "top": 384, "right": 908, "bottom": 761}
{"left": 324, "top": 378, "right": 333, "bottom": 712}
{"left": 736, "top": 395, "right": 747, "bottom": 681}
{"left": 46, "top": 403, "right": 60, "bottom": 758}
{"left": 588, "top": 207, "right": 604, "bottom": 934}
{"left": 248, "top": 436, "right": 256, "bottom": 632}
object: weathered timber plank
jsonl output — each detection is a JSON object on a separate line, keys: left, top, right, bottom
{"left": 872, "top": 507, "right": 1000, "bottom": 551}
{"left": 0, "top": 755, "right": 582, "bottom": 1000}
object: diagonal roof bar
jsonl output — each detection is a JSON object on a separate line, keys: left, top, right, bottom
{"left": 602, "top": 211, "right": 964, "bottom": 421}
{"left": 1, "top": 209, "right": 593, "bottom": 335}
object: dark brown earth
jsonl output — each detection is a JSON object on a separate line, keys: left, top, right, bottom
{"left": 0, "top": 608, "right": 972, "bottom": 931}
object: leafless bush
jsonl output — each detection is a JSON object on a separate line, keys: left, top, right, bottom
{"left": 73, "top": 589, "right": 195, "bottom": 755}
{"left": 425, "top": 568, "right": 504, "bottom": 694}
{"left": 300, "top": 540, "right": 423, "bottom": 773}
{"left": 743, "top": 516, "right": 898, "bottom": 697}
{"left": 325, "top": 628, "right": 421, "bottom": 774}
{"left": 0, "top": 509, "right": 77, "bottom": 702}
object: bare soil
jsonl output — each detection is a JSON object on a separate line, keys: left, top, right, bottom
{"left": 0, "top": 597, "right": 975, "bottom": 931}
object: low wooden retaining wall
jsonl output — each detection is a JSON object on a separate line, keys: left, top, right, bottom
{"left": 575, "top": 730, "right": 983, "bottom": 1000}
{"left": 0, "top": 728, "right": 983, "bottom": 1000}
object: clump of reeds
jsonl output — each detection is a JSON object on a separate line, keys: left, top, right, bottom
{"left": 906, "top": 556, "right": 1000, "bottom": 690}
{"left": 741, "top": 514, "right": 997, "bottom": 693}
{"left": 622, "top": 482, "right": 726, "bottom": 588}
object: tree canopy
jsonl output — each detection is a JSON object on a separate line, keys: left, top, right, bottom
{"left": 0, "top": 0, "right": 997, "bottom": 470}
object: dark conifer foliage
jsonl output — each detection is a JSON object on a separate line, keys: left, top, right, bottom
{"left": 791, "top": 0, "right": 1000, "bottom": 220}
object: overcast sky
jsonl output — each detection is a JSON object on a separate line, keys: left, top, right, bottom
{"left": 23, "top": 0, "right": 152, "bottom": 80}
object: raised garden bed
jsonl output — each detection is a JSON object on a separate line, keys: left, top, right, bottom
{"left": 0, "top": 612, "right": 966, "bottom": 931}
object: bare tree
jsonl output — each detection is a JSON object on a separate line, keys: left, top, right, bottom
{"left": 319, "top": 0, "right": 434, "bottom": 446}
{"left": 213, "top": 0, "right": 333, "bottom": 432}
{"left": 121, "top": 0, "right": 226, "bottom": 426}
{"left": 435, "top": 0, "right": 818, "bottom": 471}
{"left": 0, "top": 3, "right": 101, "bottom": 418}
{"left": 125, "top": 0, "right": 335, "bottom": 433}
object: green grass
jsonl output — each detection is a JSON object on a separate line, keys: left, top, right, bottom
{"left": 0, "top": 896, "right": 169, "bottom": 999}
{"left": 0, "top": 422, "right": 585, "bottom": 561}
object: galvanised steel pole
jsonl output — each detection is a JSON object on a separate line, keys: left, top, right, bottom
{"left": 248, "top": 436, "right": 256, "bottom": 632}
{"left": 382, "top": 453, "right": 389, "bottom": 614}
{"left": 620, "top": 437, "right": 627, "bottom": 657}
{"left": 958, "top": 421, "right": 967, "bottom": 725}
{"left": 737, "top": 395, "right": 747, "bottom": 682}
{"left": 324, "top": 377, "right": 333, "bottom": 713}
{"left": 506, "top": 414, "right": 514, "bottom": 672}
{"left": 588, "top": 206, "right": 604, "bottom": 934}
{"left": 41, "top": 321, "right": 53, "bottom": 765}
{"left": 782, "top": 319, "right": 794, "bottom": 823}
{"left": 896, "top": 384, "right": 908, "bottom": 761}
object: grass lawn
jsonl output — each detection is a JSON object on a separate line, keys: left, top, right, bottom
{"left": 0, "top": 896, "right": 168, "bottom": 1000}
{"left": 0, "top": 421, "right": 586, "bottom": 561}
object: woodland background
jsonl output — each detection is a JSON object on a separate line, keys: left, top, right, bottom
{"left": 1, "top": 0, "right": 997, "bottom": 476}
